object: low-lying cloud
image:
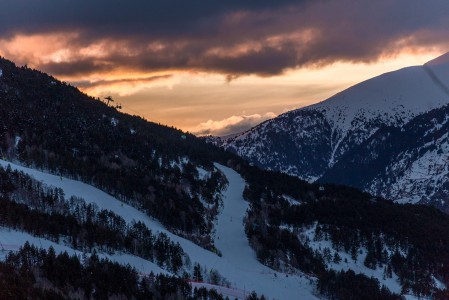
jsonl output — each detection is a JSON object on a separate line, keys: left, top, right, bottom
{"left": 192, "top": 112, "right": 276, "bottom": 137}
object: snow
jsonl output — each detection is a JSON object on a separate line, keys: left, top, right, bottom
{"left": 14, "top": 136, "right": 21, "bottom": 148}
{"left": 306, "top": 64, "right": 449, "bottom": 168}
{"left": 301, "top": 224, "right": 402, "bottom": 294}
{"left": 0, "top": 69, "right": 3, "bottom": 78}
{"left": 311, "top": 52, "right": 449, "bottom": 148}
{"left": 215, "top": 164, "right": 255, "bottom": 267}
{"left": 369, "top": 139, "right": 449, "bottom": 204}
{"left": 432, "top": 275, "right": 447, "bottom": 290}
{"left": 0, "top": 159, "right": 318, "bottom": 300}
{"left": 196, "top": 166, "right": 210, "bottom": 180}
{"left": 169, "top": 156, "right": 189, "bottom": 170}
{"left": 425, "top": 51, "right": 449, "bottom": 92}
{"left": 0, "top": 227, "right": 168, "bottom": 275}
{"left": 214, "top": 165, "right": 318, "bottom": 300}
{"left": 111, "top": 117, "right": 119, "bottom": 126}
{"left": 281, "top": 194, "right": 302, "bottom": 206}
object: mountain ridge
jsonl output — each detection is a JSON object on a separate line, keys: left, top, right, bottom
{"left": 211, "top": 52, "right": 449, "bottom": 206}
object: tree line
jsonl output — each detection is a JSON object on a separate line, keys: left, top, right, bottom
{"left": 1, "top": 243, "right": 261, "bottom": 300}
{"left": 0, "top": 165, "right": 185, "bottom": 273}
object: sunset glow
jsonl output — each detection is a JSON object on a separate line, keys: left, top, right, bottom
{"left": 1, "top": 0, "right": 448, "bottom": 135}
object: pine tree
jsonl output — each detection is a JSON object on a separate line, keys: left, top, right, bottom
{"left": 333, "top": 252, "right": 342, "bottom": 264}
{"left": 193, "top": 263, "right": 203, "bottom": 281}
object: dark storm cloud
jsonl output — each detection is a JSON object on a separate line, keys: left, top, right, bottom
{"left": 41, "top": 59, "right": 109, "bottom": 77}
{"left": 2, "top": 0, "right": 449, "bottom": 77}
{"left": 0, "top": 0, "right": 304, "bottom": 38}
{"left": 41, "top": 41, "right": 300, "bottom": 77}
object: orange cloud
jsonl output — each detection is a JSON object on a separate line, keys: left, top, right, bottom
{"left": 0, "top": 33, "right": 78, "bottom": 67}
{"left": 192, "top": 112, "right": 277, "bottom": 136}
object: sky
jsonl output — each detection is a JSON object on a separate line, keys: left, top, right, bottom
{"left": 0, "top": 0, "right": 448, "bottom": 136}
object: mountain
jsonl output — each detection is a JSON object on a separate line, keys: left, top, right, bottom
{"left": 1, "top": 56, "right": 449, "bottom": 299}
{"left": 212, "top": 52, "right": 449, "bottom": 204}
{"left": 0, "top": 57, "right": 237, "bottom": 250}
{"left": 320, "top": 101, "right": 449, "bottom": 211}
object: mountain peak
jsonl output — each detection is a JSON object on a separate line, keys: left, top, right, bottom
{"left": 424, "top": 51, "right": 449, "bottom": 67}
{"left": 217, "top": 52, "right": 449, "bottom": 183}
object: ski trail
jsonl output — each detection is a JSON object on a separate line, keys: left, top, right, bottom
{"left": 214, "top": 164, "right": 257, "bottom": 269}
{"left": 0, "top": 160, "right": 319, "bottom": 300}
{"left": 214, "top": 164, "right": 319, "bottom": 300}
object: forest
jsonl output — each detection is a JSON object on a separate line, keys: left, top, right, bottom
{"left": 0, "top": 165, "right": 186, "bottom": 273}
{"left": 1, "top": 243, "right": 267, "bottom": 300}
{"left": 240, "top": 166, "right": 449, "bottom": 298}
{"left": 0, "top": 57, "right": 235, "bottom": 249}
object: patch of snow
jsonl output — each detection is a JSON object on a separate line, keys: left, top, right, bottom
{"left": 281, "top": 194, "right": 302, "bottom": 206}
{"left": 196, "top": 167, "right": 210, "bottom": 180}
{"left": 0, "top": 69, "right": 3, "bottom": 78}
{"left": 169, "top": 156, "right": 190, "bottom": 170}
{"left": 14, "top": 136, "right": 21, "bottom": 148}
{"left": 111, "top": 117, "right": 119, "bottom": 126}
{"left": 278, "top": 224, "right": 295, "bottom": 232}
{"left": 432, "top": 275, "right": 447, "bottom": 290}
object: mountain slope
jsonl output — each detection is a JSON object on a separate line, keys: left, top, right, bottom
{"left": 214, "top": 52, "right": 449, "bottom": 200}
{"left": 240, "top": 166, "right": 449, "bottom": 299}
{"left": 0, "top": 159, "right": 319, "bottom": 300}
{"left": 2, "top": 56, "right": 449, "bottom": 299}
{"left": 0, "top": 57, "right": 236, "bottom": 249}
{"left": 320, "top": 103, "right": 449, "bottom": 211}
{"left": 5, "top": 156, "right": 448, "bottom": 299}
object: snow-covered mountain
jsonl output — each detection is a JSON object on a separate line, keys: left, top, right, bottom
{"left": 320, "top": 101, "right": 449, "bottom": 211}
{"left": 214, "top": 52, "right": 449, "bottom": 206}
{"left": 2, "top": 56, "right": 449, "bottom": 299}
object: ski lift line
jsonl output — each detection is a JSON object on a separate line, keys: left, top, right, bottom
{"left": 111, "top": 101, "right": 151, "bottom": 119}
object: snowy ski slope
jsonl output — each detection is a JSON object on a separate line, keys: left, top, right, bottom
{"left": 0, "top": 160, "right": 318, "bottom": 300}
